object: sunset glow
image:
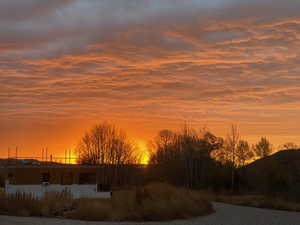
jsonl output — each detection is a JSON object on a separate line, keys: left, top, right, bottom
{"left": 137, "top": 140, "right": 150, "bottom": 164}
{"left": 0, "top": 0, "right": 300, "bottom": 158}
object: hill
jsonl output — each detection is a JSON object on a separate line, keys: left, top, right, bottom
{"left": 246, "top": 149, "right": 300, "bottom": 169}
{"left": 242, "top": 149, "right": 300, "bottom": 199}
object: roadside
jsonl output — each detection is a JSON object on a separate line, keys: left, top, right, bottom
{"left": 0, "top": 202, "right": 300, "bottom": 225}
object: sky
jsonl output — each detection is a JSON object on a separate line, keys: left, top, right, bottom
{"left": 1, "top": 0, "right": 300, "bottom": 158}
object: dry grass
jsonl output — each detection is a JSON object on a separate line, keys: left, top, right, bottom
{"left": 0, "top": 184, "right": 212, "bottom": 221}
{"left": 68, "top": 183, "right": 213, "bottom": 221}
{"left": 68, "top": 198, "right": 112, "bottom": 221}
{"left": 0, "top": 189, "right": 74, "bottom": 217}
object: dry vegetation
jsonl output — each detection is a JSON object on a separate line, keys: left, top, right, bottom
{"left": 0, "top": 189, "right": 74, "bottom": 217}
{"left": 68, "top": 183, "right": 213, "bottom": 221}
{"left": 0, "top": 183, "right": 213, "bottom": 221}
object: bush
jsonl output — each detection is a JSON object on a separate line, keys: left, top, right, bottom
{"left": 0, "top": 183, "right": 213, "bottom": 221}
{"left": 69, "top": 198, "right": 112, "bottom": 221}
{"left": 69, "top": 182, "right": 213, "bottom": 221}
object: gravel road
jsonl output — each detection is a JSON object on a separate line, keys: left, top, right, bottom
{"left": 0, "top": 202, "right": 300, "bottom": 225}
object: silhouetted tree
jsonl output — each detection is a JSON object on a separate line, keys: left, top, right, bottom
{"left": 236, "top": 140, "right": 254, "bottom": 167}
{"left": 149, "top": 129, "right": 177, "bottom": 165}
{"left": 76, "top": 122, "right": 138, "bottom": 165}
{"left": 149, "top": 124, "right": 223, "bottom": 188}
{"left": 253, "top": 137, "right": 272, "bottom": 158}
{"left": 226, "top": 125, "right": 240, "bottom": 190}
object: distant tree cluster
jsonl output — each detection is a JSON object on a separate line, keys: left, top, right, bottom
{"left": 149, "top": 124, "right": 277, "bottom": 190}
{"left": 148, "top": 125, "right": 223, "bottom": 188}
{"left": 75, "top": 121, "right": 300, "bottom": 199}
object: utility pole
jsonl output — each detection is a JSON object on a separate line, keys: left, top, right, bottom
{"left": 15, "top": 146, "right": 18, "bottom": 164}
{"left": 45, "top": 147, "right": 48, "bottom": 165}
{"left": 42, "top": 148, "right": 44, "bottom": 163}
{"left": 7, "top": 147, "right": 10, "bottom": 166}
{"left": 65, "top": 150, "right": 67, "bottom": 164}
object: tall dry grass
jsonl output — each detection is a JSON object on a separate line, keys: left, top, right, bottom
{"left": 69, "top": 183, "right": 213, "bottom": 221}
{"left": 0, "top": 189, "right": 74, "bottom": 217}
{"left": 0, "top": 184, "right": 213, "bottom": 221}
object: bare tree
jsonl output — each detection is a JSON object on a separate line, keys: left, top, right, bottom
{"left": 226, "top": 125, "right": 240, "bottom": 191}
{"left": 149, "top": 129, "right": 177, "bottom": 165}
{"left": 149, "top": 124, "right": 223, "bottom": 188}
{"left": 236, "top": 140, "right": 254, "bottom": 167}
{"left": 253, "top": 137, "right": 272, "bottom": 158}
{"left": 76, "top": 122, "right": 137, "bottom": 165}
{"left": 156, "top": 130, "right": 175, "bottom": 150}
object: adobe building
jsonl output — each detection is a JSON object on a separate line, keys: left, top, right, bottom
{"left": 3, "top": 165, "right": 114, "bottom": 199}
{"left": 1, "top": 161, "right": 145, "bottom": 199}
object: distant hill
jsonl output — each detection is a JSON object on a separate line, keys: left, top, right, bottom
{"left": 246, "top": 149, "right": 300, "bottom": 169}
{"left": 242, "top": 149, "right": 300, "bottom": 199}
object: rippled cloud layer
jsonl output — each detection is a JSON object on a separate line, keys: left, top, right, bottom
{"left": 1, "top": 0, "right": 300, "bottom": 155}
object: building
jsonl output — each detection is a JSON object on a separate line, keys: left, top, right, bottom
{"left": 4, "top": 165, "right": 113, "bottom": 199}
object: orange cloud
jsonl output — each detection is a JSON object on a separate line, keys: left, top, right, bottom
{"left": 1, "top": 0, "right": 300, "bottom": 157}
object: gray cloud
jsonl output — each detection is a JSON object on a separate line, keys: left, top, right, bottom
{"left": 1, "top": 0, "right": 300, "bottom": 154}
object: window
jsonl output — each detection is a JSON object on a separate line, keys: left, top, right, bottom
{"left": 41, "top": 173, "right": 50, "bottom": 183}
{"left": 97, "top": 184, "right": 111, "bottom": 192}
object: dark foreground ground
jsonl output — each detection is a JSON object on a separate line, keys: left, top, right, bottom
{"left": 0, "top": 202, "right": 300, "bottom": 225}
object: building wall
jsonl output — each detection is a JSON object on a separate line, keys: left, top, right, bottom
{"left": 3, "top": 165, "right": 145, "bottom": 188}
{"left": 5, "top": 184, "right": 111, "bottom": 199}
{"left": 8, "top": 167, "right": 98, "bottom": 185}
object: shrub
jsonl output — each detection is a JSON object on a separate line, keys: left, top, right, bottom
{"left": 0, "top": 183, "right": 213, "bottom": 221}
{"left": 0, "top": 191, "right": 41, "bottom": 216}
{"left": 69, "top": 198, "right": 112, "bottom": 221}
{"left": 69, "top": 182, "right": 213, "bottom": 221}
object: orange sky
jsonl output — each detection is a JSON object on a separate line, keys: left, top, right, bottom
{"left": 1, "top": 0, "right": 300, "bottom": 158}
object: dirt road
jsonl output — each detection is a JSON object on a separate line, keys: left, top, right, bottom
{"left": 0, "top": 202, "right": 300, "bottom": 225}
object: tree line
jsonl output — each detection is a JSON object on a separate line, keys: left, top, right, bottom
{"left": 75, "top": 122, "right": 300, "bottom": 196}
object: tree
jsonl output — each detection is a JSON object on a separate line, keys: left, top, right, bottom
{"left": 236, "top": 140, "right": 254, "bottom": 167}
{"left": 149, "top": 124, "right": 223, "bottom": 188}
{"left": 76, "top": 122, "right": 137, "bottom": 165}
{"left": 254, "top": 137, "right": 272, "bottom": 158}
{"left": 149, "top": 129, "right": 177, "bottom": 165}
{"left": 156, "top": 130, "right": 175, "bottom": 150}
{"left": 226, "top": 125, "right": 240, "bottom": 190}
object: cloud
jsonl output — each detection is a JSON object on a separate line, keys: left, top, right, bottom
{"left": 1, "top": 0, "right": 300, "bottom": 154}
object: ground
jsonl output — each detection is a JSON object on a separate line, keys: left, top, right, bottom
{"left": 0, "top": 202, "right": 300, "bottom": 225}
